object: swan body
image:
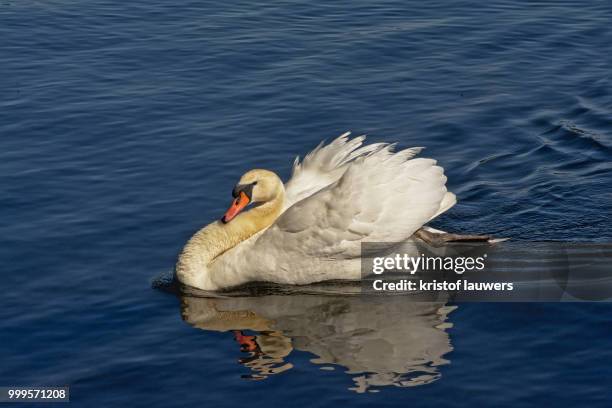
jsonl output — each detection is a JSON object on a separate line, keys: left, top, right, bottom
{"left": 176, "top": 132, "right": 458, "bottom": 291}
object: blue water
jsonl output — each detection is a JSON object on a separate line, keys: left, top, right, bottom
{"left": 2, "top": 0, "right": 612, "bottom": 406}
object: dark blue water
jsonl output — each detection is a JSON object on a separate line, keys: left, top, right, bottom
{"left": 2, "top": 0, "right": 612, "bottom": 406}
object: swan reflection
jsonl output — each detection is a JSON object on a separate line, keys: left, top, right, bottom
{"left": 180, "top": 288, "right": 456, "bottom": 392}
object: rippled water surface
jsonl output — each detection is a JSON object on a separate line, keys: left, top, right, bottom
{"left": 2, "top": 0, "right": 612, "bottom": 406}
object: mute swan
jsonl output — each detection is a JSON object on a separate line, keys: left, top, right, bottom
{"left": 176, "top": 132, "right": 488, "bottom": 291}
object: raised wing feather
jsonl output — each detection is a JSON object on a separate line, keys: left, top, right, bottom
{"left": 283, "top": 132, "right": 385, "bottom": 209}
{"left": 256, "top": 142, "right": 450, "bottom": 260}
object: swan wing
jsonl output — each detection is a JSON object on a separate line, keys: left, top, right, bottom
{"left": 283, "top": 132, "right": 385, "bottom": 209}
{"left": 257, "top": 142, "right": 455, "bottom": 261}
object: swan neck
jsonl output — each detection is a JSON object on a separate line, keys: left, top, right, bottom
{"left": 176, "top": 189, "right": 284, "bottom": 290}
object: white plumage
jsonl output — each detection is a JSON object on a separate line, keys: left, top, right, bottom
{"left": 263, "top": 141, "right": 453, "bottom": 255}
{"left": 176, "top": 132, "right": 457, "bottom": 290}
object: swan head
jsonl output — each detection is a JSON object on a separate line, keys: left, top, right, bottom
{"left": 222, "top": 169, "right": 284, "bottom": 223}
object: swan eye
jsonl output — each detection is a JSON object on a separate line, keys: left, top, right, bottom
{"left": 252, "top": 181, "right": 258, "bottom": 186}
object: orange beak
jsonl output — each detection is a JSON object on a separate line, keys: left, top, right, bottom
{"left": 222, "top": 191, "right": 250, "bottom": 223}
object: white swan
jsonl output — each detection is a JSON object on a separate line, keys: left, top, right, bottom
{"left": 176, "top": 132, "right": 466, "bottom": 291}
